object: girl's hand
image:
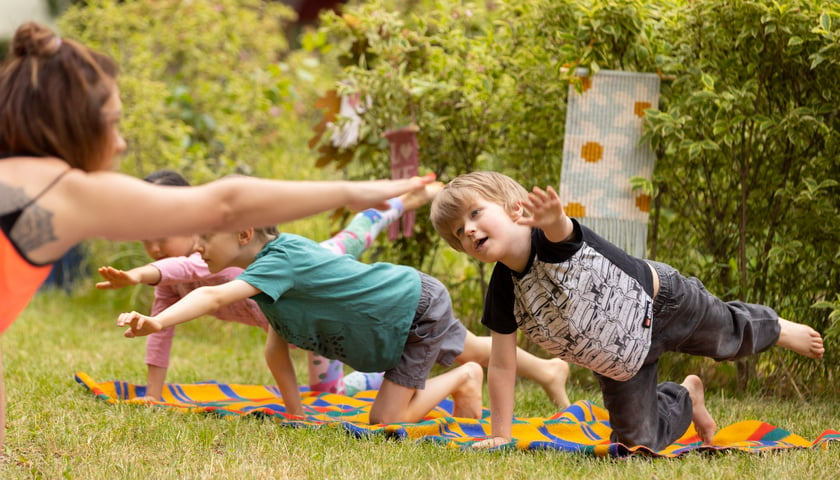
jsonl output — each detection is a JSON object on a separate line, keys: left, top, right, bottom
{"left": 117, "top": 311, "right": 162, "bottom": 337}
{"left": 470, "top": 436, "right": 511, "bottom": 449}
{"left": 96, "top": 266, "right": 139, "bottom": 289}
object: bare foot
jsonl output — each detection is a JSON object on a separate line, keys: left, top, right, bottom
{"left": 400, "top": 181, "right": 444, "bottom": 211}
{"left": 451, "top": 362, "right": 484, "bottom": 419}
{"left": 776, "top": 318, "right": 825, "bottom": 359}
{"left": 682, "top": 374, "right": 717, "bottom": 445}
{"left": 471, "top": 436, "right": 510, "bottom": 449}
{"left": 131, "top": 395, "right": 159, "bottom": 403}
{"left": 542, "top": 358, "right": 571, "bottom": 409}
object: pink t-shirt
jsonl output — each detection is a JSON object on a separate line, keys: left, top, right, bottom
{"left": 145, "top": 252, "right": 269, "bottom": 367}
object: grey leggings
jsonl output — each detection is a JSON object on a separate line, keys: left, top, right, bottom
{"left": 595, "top": 261, "right": 781, "bottom": 450}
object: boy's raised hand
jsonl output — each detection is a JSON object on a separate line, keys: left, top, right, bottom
{"left": 96, "top": 266, "right": 140, "bottom": 289}
{"left": 514, "top": 185, "right": 565, "bottom": 228}
{"left": 514, "top": 186, "right": 574, "bottom": 243}
{"left": 117, "top": 311, "right": 163, "bottom": 338}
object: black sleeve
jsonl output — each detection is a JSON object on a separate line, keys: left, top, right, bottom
{"left": 481, "top": 262, "right": 519, "bottom": 334}
{"left": 532, "top": 220, "right": 583, "bottom": 264}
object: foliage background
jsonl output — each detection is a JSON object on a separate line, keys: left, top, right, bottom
{"left": 305, "top": 0, "right": 839, "bottom": 396}
{"left": 47, "top": 0, "right": 839, "bottom": 397}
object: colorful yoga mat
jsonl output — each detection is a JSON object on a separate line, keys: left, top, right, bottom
{"left": 75, "top": 372, "right": 839, "bottom": 457}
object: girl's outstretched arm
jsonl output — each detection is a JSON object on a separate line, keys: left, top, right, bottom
{"left": 96, "top": 264, "right": 162, "bottom": 289}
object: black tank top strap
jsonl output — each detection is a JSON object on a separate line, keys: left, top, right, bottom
{"left": 1, "top": 168, "right": 73, "bottom": 235}
{"left": 26, "top": 168, "right": 72, "bottom": 206}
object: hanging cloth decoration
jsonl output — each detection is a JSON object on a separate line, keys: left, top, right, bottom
{"left": 559, "top": 70, "right": 661, "bottom": 258}
{"left": 383, "top": 124, "right": 420, "bottom": 240}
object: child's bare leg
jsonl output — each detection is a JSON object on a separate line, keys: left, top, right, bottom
{"left": 458, "top": 331, "right": 571, "bottom": 408}
{"left": 368, "top": 362, "right": 483, "bottom": 424}
{"left": 776, "top": 318, "right": 824, "bottom": 359}
{"left": 448, "top": 362, "right": 484, "bottom": 418}
{"left": 682, "top": 374, "right": 716, "bottom": 445}
{"left": 319, "top": 182, "right": 441, "bottom": 259}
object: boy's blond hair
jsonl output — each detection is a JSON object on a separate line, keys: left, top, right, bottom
{"left": 431, "top": 171, "right": 530, "bottom": 252}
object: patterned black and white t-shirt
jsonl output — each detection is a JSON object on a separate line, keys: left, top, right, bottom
{"left": 482, "top": 220, "right": 655, "bottom": 381}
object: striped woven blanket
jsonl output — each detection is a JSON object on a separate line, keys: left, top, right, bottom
{"left": 74, "top": 371, "right": 838, "bottom": 457}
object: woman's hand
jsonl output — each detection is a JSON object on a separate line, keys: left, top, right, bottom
{"left": 345, "top": 173, "right": 437, "bottom": 212}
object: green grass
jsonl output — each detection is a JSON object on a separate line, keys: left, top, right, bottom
{"left": 1, "top": 289, "right": 837, "bottom": 479}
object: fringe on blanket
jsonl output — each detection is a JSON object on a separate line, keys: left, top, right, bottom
{"left": 560, "top": 69, "right": 660, "bottom": 258}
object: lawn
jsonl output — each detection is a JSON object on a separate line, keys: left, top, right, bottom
{"left": 1, "top": 288, "right": 837, "bottom": 479}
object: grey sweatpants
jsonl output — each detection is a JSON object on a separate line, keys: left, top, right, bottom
{"left": 595, "top": 261, "right": 781, "bottom": 450}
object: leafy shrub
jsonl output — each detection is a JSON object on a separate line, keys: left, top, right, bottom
{"left": 307, "top": 0, "right": 839, "bottom": 394}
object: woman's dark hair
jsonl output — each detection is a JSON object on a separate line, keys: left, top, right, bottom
{"left": 0, "top": 22, "right": 119, "bottom": 170}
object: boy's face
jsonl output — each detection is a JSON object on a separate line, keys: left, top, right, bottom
{"left": 142, "top": 235, "right": 197, "bottom": 261}
{"left": 452, "top": 198, "right": 518, "bottom": 263}
{"left": 194, "top": 232, "right": 242, "bottom": 273}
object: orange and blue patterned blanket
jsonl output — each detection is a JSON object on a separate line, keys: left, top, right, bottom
{"left": 74, "top": 371, "right": 838, "bottom": 457}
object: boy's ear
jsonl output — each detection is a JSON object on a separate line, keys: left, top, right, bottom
{"left": 238, "top": 228, "right": 254, "bottom": 245}
{"left": 511, "top": 202, "right": 526, "bottom": 218}
{"left": 511, "top": 201, "right": 532, "bottom": 221}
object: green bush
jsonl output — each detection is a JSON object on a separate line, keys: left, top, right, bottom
{"left": 645, "top": 0, "right": 839, "bottom": 395}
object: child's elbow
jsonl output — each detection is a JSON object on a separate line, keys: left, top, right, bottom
{"left": 192, "top": 286, "right": 227, "bottom": 311}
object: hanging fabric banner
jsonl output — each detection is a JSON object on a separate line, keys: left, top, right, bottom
{"left": 383, "top": 125, "right": 420, "bottom": 240}
{"left": 559, "top": 70, "right": 660, "bottom": 258}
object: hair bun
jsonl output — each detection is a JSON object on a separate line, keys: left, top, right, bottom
{"left": 12, "top": 22, "right": 61, "bottom": 58}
